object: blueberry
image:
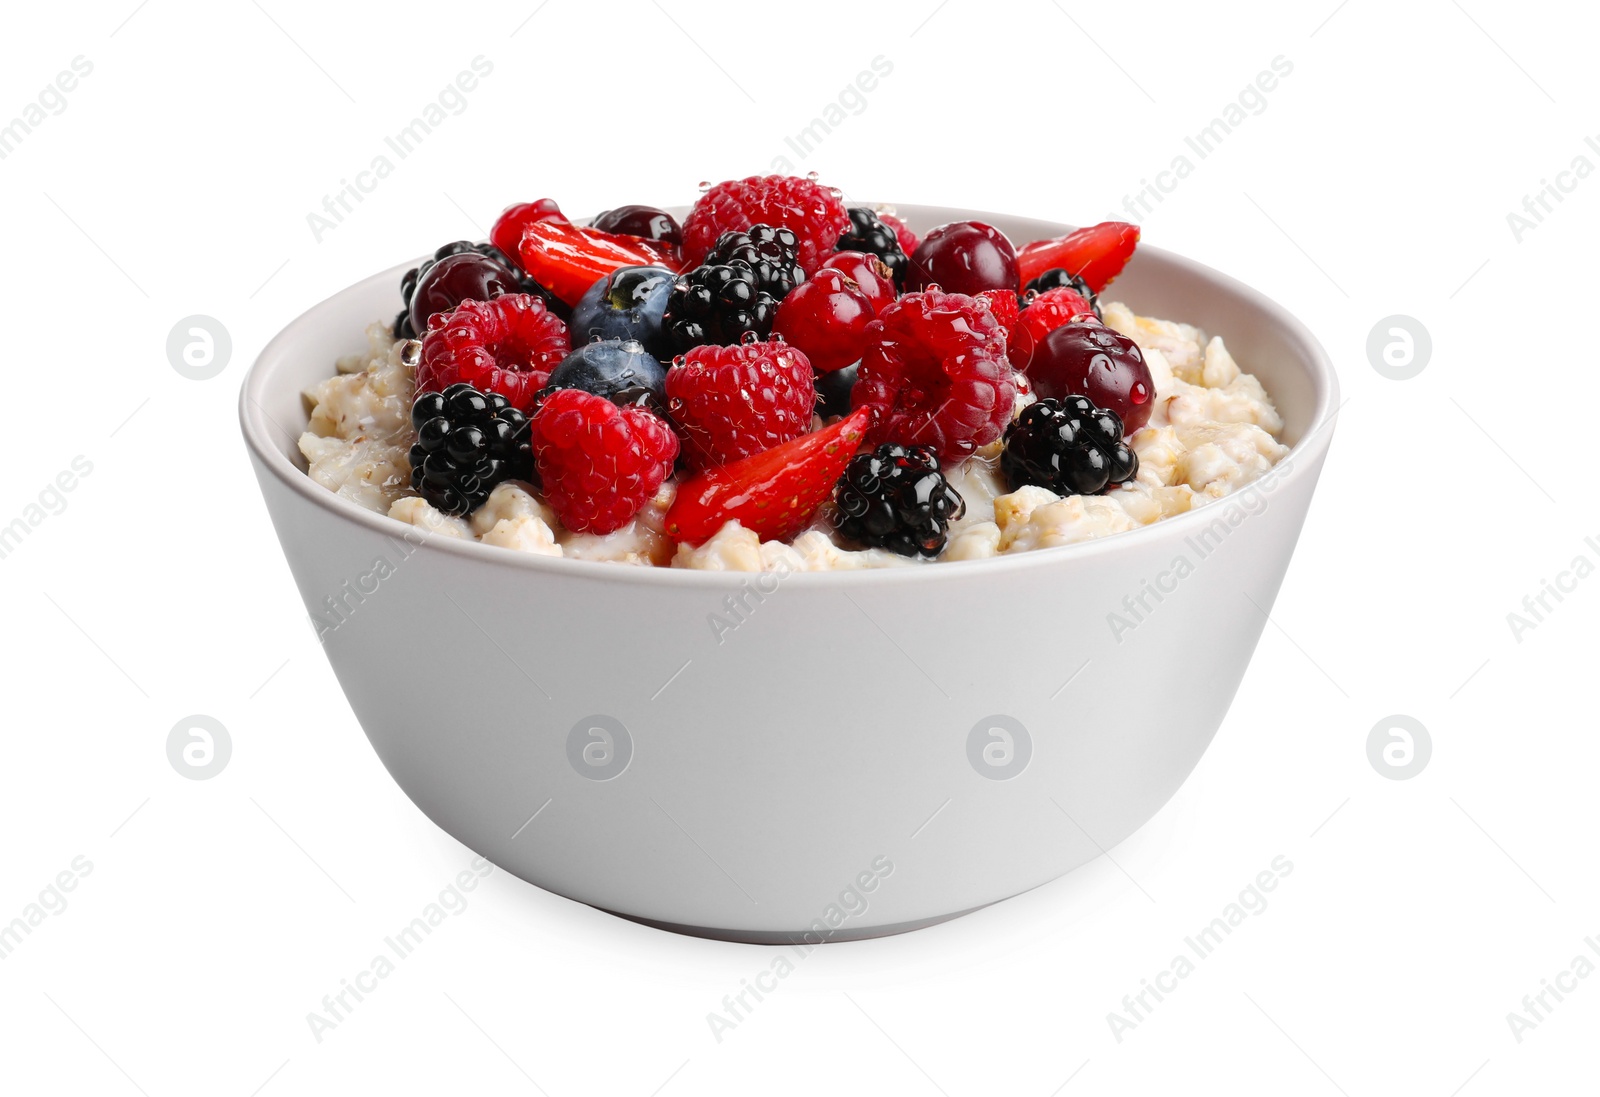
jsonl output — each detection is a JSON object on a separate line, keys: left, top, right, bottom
{"left": 543, "top": 339, "right": 666, "bottom": 405}
{"left": 815, "top": 362, "right": 858, "bottom": 419}
{"left": 569, "top": 266, "right": 675, "bottom": 358}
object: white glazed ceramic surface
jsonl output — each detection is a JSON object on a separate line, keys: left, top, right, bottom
{"left": 241, "top": 205, "right": 1338, "bottom": 942}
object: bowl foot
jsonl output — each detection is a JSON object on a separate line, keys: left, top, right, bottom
{"left": 593, "top": 902, "right": 995, "bottom": 944}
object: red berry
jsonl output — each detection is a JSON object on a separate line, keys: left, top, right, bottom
{"left": 531, "top": 389, "right": 679, "bottom": 534}
{"left": 852, "top": 290, "right": 1017, "bottom": 462}
{"left": 664, "top": 341, "right": 816, "bottom": 471}
{"left": 877, "top": 211, "right": 919, "bottom": 256}
{"left": 1015, "top": 221, "right": 1140, "bottom": 293}
{"left": 1026, "top": 323, "right": 1154, "bottom": 433}
{"left": 515, "top": 219, "right": 680, "bottom": 306}
{"left": 906, "top": 221, "right": 1018, "bottom": 296}
{"left": 821, "top": 251, "right": 896, "bottom": 314}
{"left": 976, "top": 288, "right": 1020, "bottom": 334}
{"left": 490, "top": 199, "right": 566, "bottom": 266}
{"left": 408, "top": 252, "right": 521, "bottom": 336}
{"left": 771, "top": 270, "right": 875, "bottom": 375}
{"left": 1008, "top": 286, "right": 1099, "bottom": 369}
{"left": 418, "top": 294, "right": 570, "bottom": 413}
{"left": 682, "top": 174, "right": 850, "bottom": 275}
{"left": 665, "top": 407, "right": 871, "bottom": 544}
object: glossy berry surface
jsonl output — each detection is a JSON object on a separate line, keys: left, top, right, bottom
{"left": 1001, "top": 396, "right": 1138, "bottom": 496}
{"left": 568, "top": 265, "right": 675, "bottom": 357}
{"left": 877, "top": 210, "right": 919, "bottom": 257}
{"left": 821, "top": 251, "right": 897, "bottom": 314}
{"left": 591, "top": 204, "right": 682, "bottom": 246}
{"left": 664, "top": 340, "right": 816, "bottom": 470}
{"left": 407, "top": 252, "right": 521, "bottom": 338}
{"left": 1025, "top": 322, "right": 1154, "bottom": 432}
{"left": 906, "top": 220, "right": 1018, "bottom": 296}
{"left": 1023, "top": 267, "right": 1102, "bottom": 319}
{"left": 665, "top": 407, "right": 870, "bottom": 545}
{"left": 834, "top": 443, "right": 966, "bottom": 557}
{"left": 682, "top": 174, "right": 850, "bottom": 275}
{"left": 852, "top": 289, "right": 1017, "bottom": 462}
{"left": 489, "top": 199, "right": 566, "bottom": 266}
{"left": 1015, "top": 221, "right": 1139, "bottom": 292}
{"left": 771, "top": 269, "right": 875, "bottom": 374}
{"left": 515, "top": 219, "right": 679, "bottom": 307}
{"left": 530, "top": 388, "right": 678, "bottom": 534}
{"left": 835, "top": 208, "right": 909, "bottom": 288}
{"left": 814, "top": 362, "right": 858, "bottom": 418}
{"left": 542, "top": 339, "right": 666, "bottom": 406}
{"left": 662, "top": 227, "right": 803, "bottom": 353}
{"left": 395, "top": 239, "right": 560, "bottom": 339}
{"left": 1009, "top": 286, "right": 1100, "bottom": 370}
{"left": 408, "top": 383, "right": 533, "bottom": 516}
{"left": 417, "top": 293, "right": 571, "bottom": 413}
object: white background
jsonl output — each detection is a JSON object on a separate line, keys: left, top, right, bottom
{"left": 3, "top": 1, "right": 1596, "bottom": 1093}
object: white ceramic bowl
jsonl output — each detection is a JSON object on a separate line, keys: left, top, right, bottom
{"left": 241, "top": 205, "right": 1338, "bottom": 943}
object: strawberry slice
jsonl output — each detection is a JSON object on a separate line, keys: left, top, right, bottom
{"left": 489, "top": 199, "right": 567, "bottom": 264}
{"left": 515, "top": 219, "right": 681, "bottom": 306}
{"left": 665, "top": 408, "right": 870, "bottom": 545}
{"left": 1015, "top": 221, "right": 1140, "bottom": 293}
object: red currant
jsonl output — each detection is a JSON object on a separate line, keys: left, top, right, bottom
{"left": 906, "top": 220, "right": 1018, "bottom": 296}
{"left": 1026, "top": 323, "right": 1154, "bottom": 433}
{"left": 771, "top": 269, "right": 875, "bottom": 374}
{"left": 821, "top": 251, "right": 896, "bottom": 314}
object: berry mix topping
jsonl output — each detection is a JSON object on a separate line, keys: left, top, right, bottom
{"left": 1001, "top": 396, "right": 1139, "bottom": 497}
{"left": 357, "top": 174, "right": 1183, "bottom": 559}
{"left": 409, "top": 384, "right": 533, "bottom": 516}
{"left": 834, "top": 444, "right": 966, "bottom": 558}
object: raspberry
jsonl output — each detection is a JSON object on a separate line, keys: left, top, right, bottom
{"left": 682, "top": 174, "right": 850, "bottom": 275}
{"left": 977, "top": 288, "right": 1020, "bottom": 334}
{"left": 851, "top": 290, "right": 1017, "bottom": 462}
{"left": 835, "top": 208, "right": 909, "bottom": 289}
{"left": 530, "top": 388, "right": 679, "bottom": 534}
{"left": 1009, "top": 286, "right": 1098, "bottom": 369}
{"left": 418, "top": 294, "right": 570, "bottom": 413}
{"left": 1023, "top": 267, "right": 1102, "bottom": 319}
{"left": 664, "top": 340, "right": 815, "bottom": 470}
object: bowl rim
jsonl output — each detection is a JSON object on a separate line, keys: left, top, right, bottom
{"left": 240, "top": 204, "right": 1340, "bottom": 590}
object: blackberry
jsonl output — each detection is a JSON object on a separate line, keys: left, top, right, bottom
{"left": 394, "top": 241, "right": 563, "bottom": 339}
{"left": 833, "top": 443, "right": 966, "bottom": 558}
{"left": 1022, "top": 267, "right": 1102, "bottom": 320}
{"left": 661, "top": 224, "right": 804, "bottom": 352}
{"left": 1001, "top": 396, "right": 1138, "bottom": 497}
{"left": 407, "top": 383, "right": 533, "bottom": 516}
{"left": 836, "top": 207, "right": 909, "bottom": 288}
